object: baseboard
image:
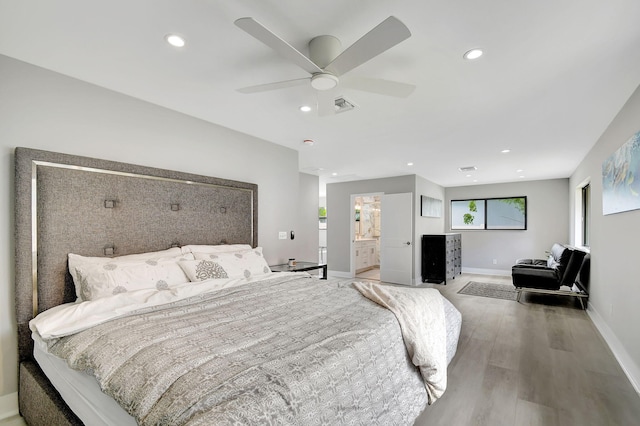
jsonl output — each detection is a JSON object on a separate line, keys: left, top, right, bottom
{"left": 330, "top": 268, "right": 512, "bottom": 280}
{"left": 0, "top": 392, "right": 19, "bottom": 421}
{"left": 462, "top": 267, "right": 511, "bottom": 276}
{"left": 587, "top": 304, "right": 640, "bottom": 395}
{"left": 327, "top": 270, "right": 352, "bottom": 279}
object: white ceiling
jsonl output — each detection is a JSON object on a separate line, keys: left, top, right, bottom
{"left": 2, "top": 0, "right": 639, "bottom": 191}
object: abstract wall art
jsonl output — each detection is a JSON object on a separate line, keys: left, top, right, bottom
{"left": 602, "top": 130, "right": 640, "bottom": 215}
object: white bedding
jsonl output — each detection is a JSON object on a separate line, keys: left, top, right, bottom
{"left": 31, "top": 273, "right": 278, "bottom": 339}
{"left": 31, "top": 273, "right": 461, "bottom": 425}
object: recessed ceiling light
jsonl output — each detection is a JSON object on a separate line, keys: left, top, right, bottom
{"left": 501, "top": 149, "right": 511, "bottom": 153}
{"left": 466, "top": 174, "right": 472, "bottom": 178}
{"left": 165, "top": 34, "right": 185, "bottom": 47}
{"left": 299, "top": 105, "right": 312, "bottom": 112}
{"left": 332, "top": 172, "right": 338, "bottom": 176}
{"left": 519, "top": 175, "right": 525, "bottom": 178}
{"left": 303, "top": 139, "right": 314, "bottom": 146}
{"left": 463, "top": 48, "right": 483, "bottom": 60}
{"left": 407, "top": 162, "right": 414, "bottom": 166}
{"left": 516, "top": 169, "right": 523, "bottom": 173}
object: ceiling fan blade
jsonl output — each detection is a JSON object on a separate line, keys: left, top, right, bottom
{"left": 317, "top": 90, "right": 336, "bottom": 116}
{"left": 235, "top": 17, "right": 323, "bottom": 75}
{"left": 237, "top": 77, "right": 310, "bottom": 94}
{"left": 344, "top": 76, "right": 416, "bottom": 97}
{"left": 325, "top": 16, "right": 411, "bottom": 76}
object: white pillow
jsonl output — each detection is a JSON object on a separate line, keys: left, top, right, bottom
{"left": 179, "top": 259, "right": 230, "bottom": 282}
{"left": 74, "top": 256, "right": 192, "bottom": 301}
{"left": 191, "top": 247, "right": 271, "bottom": 280}
{"left": 181, "top": 244, "right": 252, "bottom": 255}
{"left": 68, "top": 247, "right": 189, "bottom": 301}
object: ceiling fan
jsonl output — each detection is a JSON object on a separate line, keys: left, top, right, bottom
{"left": 234, "top": 16, "right": 415, "bottom": 116}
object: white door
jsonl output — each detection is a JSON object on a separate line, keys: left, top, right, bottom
{"left": 380, "top": 193, "right": 413, "bottom": 285}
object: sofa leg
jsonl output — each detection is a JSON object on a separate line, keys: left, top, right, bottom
{"left": 578, "top": 296, "right": 586, "bottom": 310}
{"left": 516, "top": 288, "right": 522, "bottom": 302}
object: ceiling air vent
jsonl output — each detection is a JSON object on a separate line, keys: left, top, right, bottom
{"left": 458, "top": 166, "right": 477, "bottom": 172}
{"left": 334, "top": 96, "right": 357, "bottom": 113}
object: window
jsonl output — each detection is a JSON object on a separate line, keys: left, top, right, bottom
{"left": 581, "top": 183, "right": 590, "bottom": 247}
{"left": 451, "top": 197, "right": 527, "bottom": 230}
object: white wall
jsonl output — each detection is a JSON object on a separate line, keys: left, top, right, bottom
{"left": 0, "top": 55, "right": 302, "bottom": 398}
{"left": 297, "top": 172, "right": 320, "bottom": 266}
{"left": 414, "top": 176, "right": 446, "bottom": 281}
{"left": 569, "top": 83, "right": 640, "bottom": 391}
{"left": 326, "top": 174, "right": 445, "bottom": 282}
{"left": 445, "top": 179, "right": 569, "bottom": 274}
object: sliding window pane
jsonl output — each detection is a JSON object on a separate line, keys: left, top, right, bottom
{"left": 451, "top": 200, "right": 485, "bottom": 229}
{"left": 486, "top": 197, "right": 527, "bottom": 230}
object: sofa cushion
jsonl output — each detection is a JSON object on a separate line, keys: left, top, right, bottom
{"left": 561, "top": 249, "right": 587, "bottom": 286}
{"left": 512, "top": 264, "right": 561, "bottom": 290}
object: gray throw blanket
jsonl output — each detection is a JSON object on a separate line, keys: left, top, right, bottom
{"left": 352, "top": 282, "right": 447, "bottom": 404}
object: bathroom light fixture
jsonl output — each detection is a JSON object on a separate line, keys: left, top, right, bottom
{"left": 463, "top": 48, "right": 483, "bottom": 60}
{"left": 299, "top": 105, "right": 312, "bottom": 112}
{"left": 165, "top": 34, "right": 186, "bottom": 47}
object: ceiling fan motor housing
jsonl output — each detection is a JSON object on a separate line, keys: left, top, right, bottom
{"left": 308, "top": 35, "right": 342, "bottom": 68}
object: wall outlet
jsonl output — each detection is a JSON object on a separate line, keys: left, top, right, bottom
{"left": 278, "top": 231, "right": 287, "bottom": 240}
{"left": 492, "top": 259, "right": 498, "bottom": 265}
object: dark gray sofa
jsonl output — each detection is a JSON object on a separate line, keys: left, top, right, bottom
{"left": 512, "top": 243, "right": 589, "bottom": 308}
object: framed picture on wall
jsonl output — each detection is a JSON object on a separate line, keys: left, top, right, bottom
{"left": 420, "top": 196, "right": 443, "bottom": 218}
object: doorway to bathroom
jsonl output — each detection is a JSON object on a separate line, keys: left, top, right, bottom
{"left": 350, "top": 192, "right": 413, "bottom": 285}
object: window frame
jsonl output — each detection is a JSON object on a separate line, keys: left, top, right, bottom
{"left": 450, "top": 196, "right": 527, "bottom": 230}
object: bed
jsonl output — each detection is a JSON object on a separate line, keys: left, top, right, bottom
{"left": 15, "top": 147, "right": 462, "bottom": 425}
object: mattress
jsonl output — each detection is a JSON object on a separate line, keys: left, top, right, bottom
{"left": 32, "top": 276, "right": 462, "bottom": 425}
{"left": 33, "top": 333, "right": 137, "bottom": 426}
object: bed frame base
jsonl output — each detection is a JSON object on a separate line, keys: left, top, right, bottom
{"left": 19, "top": 361, "right": 82, "bottom": 426}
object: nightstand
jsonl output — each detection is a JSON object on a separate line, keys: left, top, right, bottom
{"left": 269, "top": 261, "right": 327, "bottom": 279}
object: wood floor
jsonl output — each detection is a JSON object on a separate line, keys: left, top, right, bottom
{"left": 414, "top": 273, "right": 640, "bottom": 426}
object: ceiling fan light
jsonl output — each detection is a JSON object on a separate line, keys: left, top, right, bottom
{"left": 311, "top": 73, "right": 339, "bottom": 91}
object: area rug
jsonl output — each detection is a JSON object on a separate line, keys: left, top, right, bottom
{"left": 457, "top": 281, "right": 517, "bottom": 301}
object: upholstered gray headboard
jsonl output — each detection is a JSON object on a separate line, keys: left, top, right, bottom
{"left": 15, "top": 147, "right": 258, "bottom": 361}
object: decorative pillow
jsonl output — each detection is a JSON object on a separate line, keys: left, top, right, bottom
{"left": 74, "top": 256, "right": 192, "bottom": 301}
{"left": 192, "top": 247, "right": 271, "bottom": 280}
{"left": 547, "top": 254, "right": 559, "bottom": 269}
{"left": 180, "top": 244, "right": 252, "bottom": 255}
{"left": 179, "top": 259, "right": 230, "bottom": 282}
{"left": 68, "top": 248, "right": 191, "bottom": 301}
